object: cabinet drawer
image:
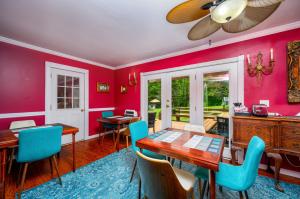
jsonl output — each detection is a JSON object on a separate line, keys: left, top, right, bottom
{"left": 279, "top": 122, "right": 300, "bottom": 152}
{"left": 233, "top": 119, "right": 276, "bottom": 148}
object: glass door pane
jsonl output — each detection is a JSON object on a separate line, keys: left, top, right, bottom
{"left": 171, "top": 76, "right": 190, "bottom": 129}
{"left": 147, "top": 79, "right": 162, "bottom": 132}
{"left": 203, "top": 72, "right": 229, "bottom": 147}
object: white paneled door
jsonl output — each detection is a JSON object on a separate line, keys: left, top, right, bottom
{"left": 46, "top": 66, "right": 86, "bottom": 144}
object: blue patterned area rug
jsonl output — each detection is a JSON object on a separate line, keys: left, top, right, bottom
{"left": 20, "top": 149, "right": 300, "bottom": 199}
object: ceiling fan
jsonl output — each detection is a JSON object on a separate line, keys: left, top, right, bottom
{"left": 166, "top": 0, "right": 283, "bottom": 40}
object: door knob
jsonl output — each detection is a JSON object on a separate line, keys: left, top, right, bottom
{"left": 80, "top": 109, "right": 85, "bottom": 112}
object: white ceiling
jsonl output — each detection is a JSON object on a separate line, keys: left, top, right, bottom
{"left": 0, "top": 0, "right": 300, "bottom": 67}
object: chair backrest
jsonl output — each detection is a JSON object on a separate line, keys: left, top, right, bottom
{"left": 102, "top": 111, "right": 113, "bottom": 118}
{"left": 148, "top": 112, "right": 156, "bottom": 125}
{"left": 136, "top": 151, "right": 188, "bottom": 199}
{"left": 129, "top": 120, "right": 149, "bottom": 152}
{"left": 17, "top": 126, "right": 63, "bottom": 163}
{"left": 241, "top": 136, "right": 265, "bottom": 189}
{"left": 9, "top": 120, "right": 36, "bottom": 130}
{"left": 184, "top": 124, "right": 205, "bottom": 133}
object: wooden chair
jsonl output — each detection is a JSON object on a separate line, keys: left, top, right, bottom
{"left": 8, "top": 120, "right": 37, "bottom": 174}
{"left": 136, "top": 150, "right": 195, "bottom": 199}
{"left": 148, "top": 112, "right": 156, "bottom": 132}
{"left": 119, "top": 117, "right": 140, "bottom": 148}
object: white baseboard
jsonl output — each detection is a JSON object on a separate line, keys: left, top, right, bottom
{"left": 85, "top": 130, "right": 114, "bottom": 140}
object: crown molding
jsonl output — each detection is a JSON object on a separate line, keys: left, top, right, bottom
{"left": 115, "top": 21, "right": 300, "bottom": 70}
{"left": 0, "top": 36, "right": 115, "bottom": 70}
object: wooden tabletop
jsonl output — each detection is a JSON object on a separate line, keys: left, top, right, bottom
{"left": 136, "top": 128, "right": 225, "bottom": 171}
{"left": 0, "top": 123, "right": 79, "bottom": 149}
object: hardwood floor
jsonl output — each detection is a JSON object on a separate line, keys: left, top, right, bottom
{"left": 5, "top": 135, "right": 300, "bottom": 198}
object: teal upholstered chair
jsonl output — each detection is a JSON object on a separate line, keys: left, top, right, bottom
{"left": 128, "top": 120, "right": 165, "bottom": 182}
{"left": 195, "top": 136, "right": 265, "bottom": 199}
{"left": 16, "top": 126, "right": 63, "bottom": 199}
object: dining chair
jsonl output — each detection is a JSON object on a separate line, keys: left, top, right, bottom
{"left": 8, "top": 120, "right": 37, "bottom": 174}
{"left": 147, "top": 112, "right": 156, "bottom": 132}
{"left": 194, "top": 136, "right": 265, "bottom": 199}
{"left": 100, "top": 111, "right": 117, "bottom": 144}
{"left": 16, "top": 126, "right": 63, "bottom": 199}
{"left": 128, "top": 120, "right": 165, "bottom": 182}
{"left": 119, "top": 117, "right": 140, "bottom": 148}
{"left": 136, "top": 150, "right": 196, "bottom": 199}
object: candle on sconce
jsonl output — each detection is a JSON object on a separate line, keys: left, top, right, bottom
{"left": 270, "top": 48, "right": 274, "bottom": 60}
{"left": 129, "top": 73, "right": 131, "bottom": 81}
{"left": 133, "top": 72, "right": 136, "bottom": 79}
{"left": 247, "top": 54, "right": 251, "bottom": 64}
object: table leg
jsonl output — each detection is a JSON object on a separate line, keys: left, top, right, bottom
{"left": 114, "top": 124, "right": 121, "bottom": 152}
{"left": 0, "top": 148, "right": 7, "bottom": 199}
{"left": 72, "top": 133, "right": 76, "bottom": 172}
{"left": 209, "top": 170, "right": 216, "bottom": 199}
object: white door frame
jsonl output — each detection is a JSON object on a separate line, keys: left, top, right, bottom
{"left": 45, "top": 62, "right": 89, "bottom": 141}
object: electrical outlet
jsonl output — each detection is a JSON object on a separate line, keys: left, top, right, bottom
{"left": 260, "top": 100, "right": 270, "bottom": 107}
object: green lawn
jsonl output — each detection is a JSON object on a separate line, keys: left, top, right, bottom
{"left": 149, "top": 105, "right": 228, "bottom": 123}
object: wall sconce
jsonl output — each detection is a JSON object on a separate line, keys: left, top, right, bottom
{"left": 247, "top": 48, "right": 275, "bottom": 83}
{"left": 128, "top": 72, "right": 137, "bottom": 86}
{"left": 120, "top": 85, "right": 128, "bottom": 94}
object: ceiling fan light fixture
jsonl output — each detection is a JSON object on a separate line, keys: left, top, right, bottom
{"left": 211, "top": 0, "right": 248, "bottom": 23}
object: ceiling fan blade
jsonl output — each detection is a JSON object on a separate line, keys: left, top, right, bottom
{"left": 188, "top": 15, "right": 221, "bottom": 40}
{"left": 166, "top": 0, "right": 213, "bottom": 24}
{"left": 247, "top": 0, "right": 283, "bottom": 7}
{"left": 222, "top": 3, "right": 281, "bottom": 33}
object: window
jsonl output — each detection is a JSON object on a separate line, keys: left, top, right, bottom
{"left": 57, "top": 75, "right": 80, "bottom": 109}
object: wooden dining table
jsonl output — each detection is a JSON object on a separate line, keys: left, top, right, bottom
{"left": 97, "top": 116, "right": 138, "bottom": 152}
{"left": 136, "top": 128, "right": 225, "bottom": 199}
{"left": 0, "top": 123, "right": 78, "bottom": 199}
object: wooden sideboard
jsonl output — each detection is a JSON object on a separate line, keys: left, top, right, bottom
{"left": 232, "top": 116, "right": 300, "bottom": 192}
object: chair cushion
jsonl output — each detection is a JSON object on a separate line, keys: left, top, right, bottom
{"left": 194, "top": 166, "right": 209, "bottom": 180}
{"left": 216, "top": 162, "right": 246, "bottom": 191}
{"left": 173, "top": 167, "right": 196, "bottom": 191}
{"left": 142, "top": 149, "right": 165, "bottom": 160}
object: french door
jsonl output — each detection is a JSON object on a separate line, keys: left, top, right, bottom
{"left": 141, "top": 58, "right": 243, "bottom": 158}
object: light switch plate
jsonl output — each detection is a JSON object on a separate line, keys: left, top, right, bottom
{"left": 260, "top": 100, "right": 269, "bottom": 107}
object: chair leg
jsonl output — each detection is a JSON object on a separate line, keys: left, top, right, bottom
{"left": 179, "top": 160, "right": 182, "bottom": 169}
{"left": 219, "top": 186, "right": 223, "bottom": 193}
{"left": 239, "top": 191, "right": 244, "bottom": 199}
{"left": 138, "top": 177, "right": 141, "bottom": 199}
{"left": 7, "top": 148, "right": 15, "bottom": 174}
{"left": 52, "top": 155, "right": 62, "bottom": 185}
{"left": 200, "top": 180, "right": 207, "bottom": 199}
{"left": 198, "top": 179, "right": 202, "bottom": 197}
{"left": 16, "top": 163, "right": 23, "bottom": 188}
{"left": 126, "top": 136, "right": 129, "bottom": 148}
{"left": 130, "top": 159, "right": 137, "bottom": 183}
{"left": 49, "top": 158, "right": 53, "bottom": 177}
{"left": 18, "top": 163, "right": 29, "bottom": 199}
{"left": 244, "top": 190, "right": 249, "bottom": 199}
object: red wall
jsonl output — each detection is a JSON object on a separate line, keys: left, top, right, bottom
{"left": 115, "top": 28, "right": 300, "bottom": 116}
{"left": 0, "top": 41, "right": 115, "bottom": 135}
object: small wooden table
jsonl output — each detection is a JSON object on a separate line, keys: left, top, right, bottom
{"left": 0, "top": 123, "right": 78, "bottom": 199}
{"left": 97, "top": 116, "right": 137, "bottom": 152}
{"left": 136, "top": 128, "right": 225, "bottom": 199}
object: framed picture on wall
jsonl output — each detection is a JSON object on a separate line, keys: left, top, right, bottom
{"left": 97, "top": 82, "right": 109, "bottom": 93}
{"left": 287, "top": 41, "right": 300, "bottom": 103}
